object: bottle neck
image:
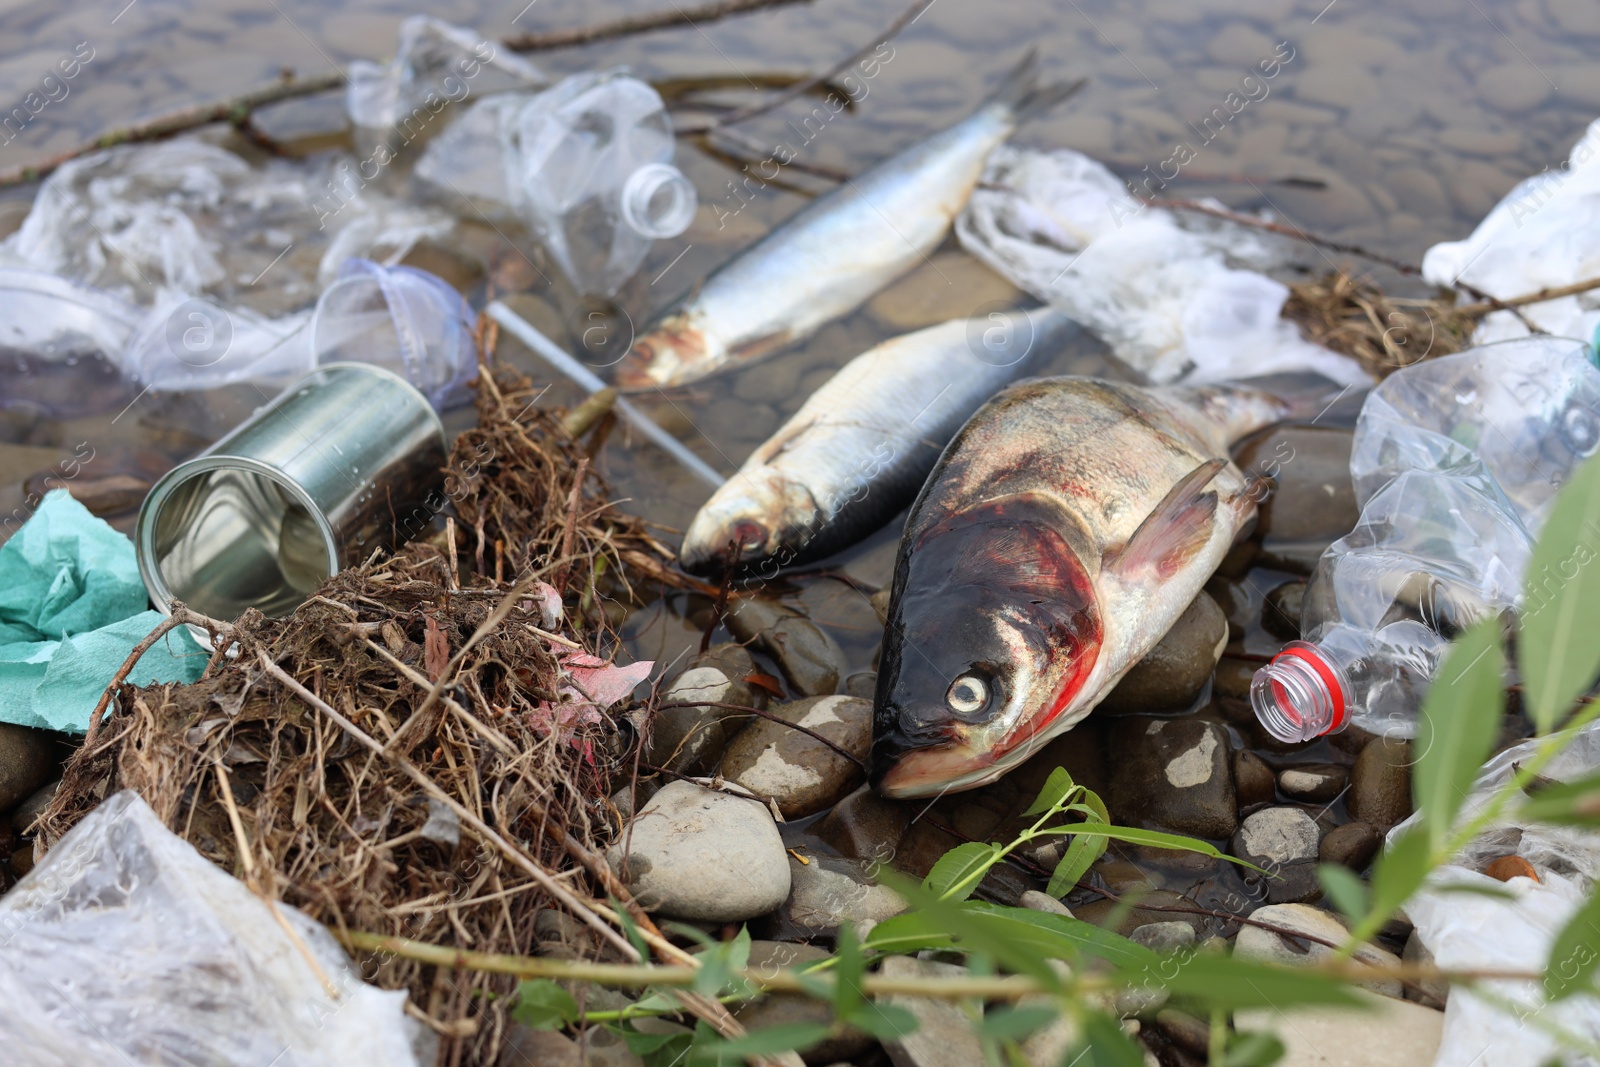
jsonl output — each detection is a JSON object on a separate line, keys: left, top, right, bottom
{"left": 1251, "top": 641, "right": 1352, "bottom": 742}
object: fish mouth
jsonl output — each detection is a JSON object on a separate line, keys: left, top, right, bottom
{"left": 871, "top": 734, "right": 1007, "bottom": 798}
{"left": 679, "top": 518, "right": 771, "bottom": 575}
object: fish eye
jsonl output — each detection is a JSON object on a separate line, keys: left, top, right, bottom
{"left": 1562, "top": 405, "right": 1600, "bottom": 457}
{"left": 946, "top": 672, "right": 990, "bottom": 716}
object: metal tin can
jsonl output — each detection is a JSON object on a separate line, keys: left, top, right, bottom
{"left": 136, "top": 362, "right": 448, "bottom": 622}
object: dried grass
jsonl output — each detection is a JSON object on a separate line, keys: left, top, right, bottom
{"left": 37, "top": 364, "right": 693, "bottom": 1066}
{"left": 1283, "top": 271, "right": 1479, "bottom": 377}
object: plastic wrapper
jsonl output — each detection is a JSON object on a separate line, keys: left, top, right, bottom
{"left": 0, "top": 790, "right": 427, "bottom": 1066}
{"left": 1391, "top": 723, "right": 1600, "bottom": 1067}
{"left": 347, "top": 16, "right": 544, "bottom": 147}
{"left": 0, "top": 267, "right": 141, "bottom": 418}
{"left": 418, "top": 69, "right": 696, "bottom": 297}
{"left": 1422, "top": 117, "right": 1600, "bottom": 347}
{"left": 955, "top": 145, "right": 1369, "bottom": 386}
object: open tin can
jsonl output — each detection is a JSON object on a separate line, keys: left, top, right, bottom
{"left": 136, "top": 362, "right": 448, "bottom": 624}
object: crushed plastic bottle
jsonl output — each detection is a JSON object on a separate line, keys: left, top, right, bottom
{"left": 1252, "top": 337, "right": 1600, "bottom": 741}
{"left": 417, "top": 69, "right": 697, "bottom": 297}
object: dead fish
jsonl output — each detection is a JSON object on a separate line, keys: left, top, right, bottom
{"left": 871, "top": 376, "right": 1295, "bottom": 798}
{"left": 680, "top": 307, "right": 1080, "bottom": 575}
{"left": 613, "top": 53, "right": 1081, "bottom": 391}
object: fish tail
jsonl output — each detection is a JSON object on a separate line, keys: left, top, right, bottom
{"left": 989, "top": 49, "right": 1086, "bottom": 123}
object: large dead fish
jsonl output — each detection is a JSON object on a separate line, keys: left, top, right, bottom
{"left": 680, "top": 307, "right": 1081, "bottom": 575}
{"left": 613, "top": 54, "right": 1080, "bottom": 391}
{"left": 871, "top": 377, "right": 1295, "bottom": 797}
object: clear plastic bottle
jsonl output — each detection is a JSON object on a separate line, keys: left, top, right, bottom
{"left": 1252, "top": 337, "right": 1600, "bottom": 742}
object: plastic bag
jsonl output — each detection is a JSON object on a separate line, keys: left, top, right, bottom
{"left": 955, "top": 145, "right": 1370, "bottom": 386}
{"left": 0, "top": 790, "right": 427, "bottom": 1066}
{"left": 347, "top": 16, "right": 544, "bottom": 150}
{"left": 1422, "top": 117, "right": 1600, "bottom": 347}
{"left": 418, "top": 69, "right": 696, "bottom": 297}
{"left": 0, "top": 267, "right": 141, "bottom": 418}
{"left": 1391, "top": 723, "right": 1600, "bottom": 1067}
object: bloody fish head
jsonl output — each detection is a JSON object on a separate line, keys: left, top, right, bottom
{"left": 679, "top": 468, "right": 821, "bottom": 575}
{"left": 871, "top": 499, "right": 1101, "bottom": 798}
{"left": 613, "top": 312, "right": 713, "bottom": 391}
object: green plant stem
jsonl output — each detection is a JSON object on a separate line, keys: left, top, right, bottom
{"left": 1344, "top": 696, "right": 1600, "bottom": 952}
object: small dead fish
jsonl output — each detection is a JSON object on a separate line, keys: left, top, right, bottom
{"left": 614, "top": 53, "right": 1080, "bottom": 391}
{"left": 680, "top": 308, "right": 1080, "bottom": 575}
{"left": 871, "top": 377, "right": 1294, "bottom": 798}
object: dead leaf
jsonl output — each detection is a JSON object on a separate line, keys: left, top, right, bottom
{"left": 744, "top": 672, "right": 784, "bottom": 699}
{"left": 424, "top": 615, "right": 449, "bottom": 682}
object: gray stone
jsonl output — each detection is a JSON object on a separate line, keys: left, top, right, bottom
{"left": 1234, "top": 990, "right": 1442, "bottom": 1066}
{"left": 1106, "top": 718, "right": 1237, "bottom": 839}
{"left": 1402, "top": 930, "right": 1447, "bottom": 1009}
{"left": 1278, "top": 764, "right": 1348, "bottom": 803}
{"left": 501, "top": 1023, "right": 582, "bottom": 1067}
{"left": 725, "top": 598, "right": 845, "bottom": 696}
{"left": 1234, "top": 903, "right": 1402, "bottom": 997}
{"left": 1020, "top": 890, "right": 1073, "bottom": 918}
{"left": 719, "top": 695, "right": 871, "bottom": 818}
{"left": 1074, "top": 890, "right": 1206, "bottom": 937}
{"left": 1100, "top": 593, "right": 1228, "bottom": 712}
{"left": 9, "top": 779, "right": 57, "bottom": 834}
{"left": 0, "top": 725, "right": 59, "bottom": 815}
{"left": 606, "top": 781, "right": 790, "bottom": 922}
{"left": 782, "top": 854, "right": 906, "bottom": 936}
{"left": 646, "top": 644, "right": 766, "bottom": 775}
{"left": 1234, "top": 751, "right": 1277, "bottom": 810}
{"left": 1155, "top": 1009, "right": 1209, "bottom": 1057}
{"left": 1319, "top": 821, "right": 1381, "bottom": 872}
{"left": 1233, "top": 427, "right": 1357, "bottom": 547}
{"left": 879, "top": 957, "right": 983, "bottom": 1067}
{"left": 1349, "top": 738, "right": 1413, "bottom": 828}
{"left": 844, "top": 671, "right": 877, "bottom": 699}
{"left": 733, "top": 942, "right": 873, "bottom": 1064}
{"left": 1262, "top": 581, "right": 1305, "bottom": 641}
{"left": 814, "top": 786, "right": 911, "bottom": 863}
{"left": 1130, "top": 921, "right": 1196, "bottom": 954}
{"left": 1233, "top": 807, "right": 1322, "bottom": 904}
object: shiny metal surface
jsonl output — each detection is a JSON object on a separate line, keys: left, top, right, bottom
{"left": 136, "top": 362, "right": 447, "bottom": 622}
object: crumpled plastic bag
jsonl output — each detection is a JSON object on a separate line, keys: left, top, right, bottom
{"left": 0, "top": 490, "right": 205, "bottom": 732}
{"left": 1390, "top": 721, "right": 1600, "bottom": 1067}
{"left": 955, "top": 145, "right": 1370, "bottom": 386}
{"left": 0, "top": 789, "right": 427, "bottom": 1067}
{"left": 1422, "top": 116, "right": 1600, "bottom": 347}
{"left": 347, "top": 16, "right": 544, "bottom": 143}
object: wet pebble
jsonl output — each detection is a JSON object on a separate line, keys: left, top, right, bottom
{"left": 867, "top": 252, "right": 1022, "bottom": 331}
{"left": 1074, "top": 889, "right": 1207, "bottom": 937}
{"left": 735, "top": 941, "right": 873, "bottom": 1063}
{"left": 501, "top": 1024, "right": 582, "bottom": 1067}
{"left": 1234, "top": 993, "right": 1443, "bottom": 1067}
{"left": 1262, "top": 580, "right": 1305, "bottom": 641}
{"left": 780, "top": 853, "right": 906, "bottom": 936}
{"left": 844, "top": 670, "right": 877, "bottom": 699}
{"left": 1106, "top": 718, "right": 1237, "bottom": 839}
{"left": 1020, "top": 890, "right": 1073, "bottom": 917}
{"left": 1232, "top": 806, "right": 1321, "bottom": 904}
{"left": 1155, "top": 1008, "right": 1210, "bottom": 1057}
{"left": 605, "top": 781, "right": 790, "bottom": 922}
{"left": 878, "top": 957, "right": 984, "bottom": 1067}
{"left": 724, "top": 597, "right": 844, "bottom": 696}
{"left": 719, "top": 695, "right": 871, "bottom": 818}
{"left": 1234, "top": 750, "right": 1277, "bottom": 810}
{"left": 1277, "top": 764, "right": 1347, "bottom": 803}
{"left": 813, "top": 785, "right": 911, "bottom": 863}
{"left": 1234, "top": 903, "right": 1402, "bottom": 997}
{"left": 1212, "top": 657, "right": 1255, "bottom": 701}
{"left": 9, "top": 779, "right": 57, "bottom": 834}
{"left": 1130, "top": 921, "right": 1196, "bottom": 953}
{"left": 1403, "top": 930, "right": 1448, "bottom": 1009}
{"left": 1479, "top": 64, "right": 1554, "bottom": 114}
{"left": 646, "top": 644, "right": 766, "bottom": 776}
{"left": 1348, "top": 737, "right": 1413, "bottom": 828}
{"left": 1099, "top": 593, "right": 1228, "bottom": 713}
{"left": 1232, "top": 425, "right": 1358, "bottom": 543}
{"left": 1319, "top": 820, "right": 1381, "bottom": 871}
{"left": 0, "top": 725, "right": 59, "bottom": 815}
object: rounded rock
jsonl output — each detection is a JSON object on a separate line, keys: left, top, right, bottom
{"left": 1349, "top": 738, "right": 1413, "bottom": 828}
{"left": 605, "top": 781, "right": 790, "bottom": 922}
{"left": 1235, "top": 750, "right": 1277, "bottom": 810}
{"left": 1234, "top": 903, "right": 1401, "bottom": 997}
{"left": 1107, "top": 717, "right": 1238, "bottom": 839}
{"left": 1100, "top": 593, "right": 1229, "bottom": 712}
{"left": 1278, "top": 764, "right": 1348, "bottom": 803}
{"left": 1319, "top": 820, "right": 1382, "bottom": 871}
{"left": 1232, "top": 806, "right": 1322, "bottom": 904}
{"left": 719, "top": 695, "right": 871, "bottom": 818}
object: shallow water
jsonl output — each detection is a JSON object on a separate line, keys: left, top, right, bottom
{"left": 0, "top": 0, "right": 1582, "bottom": 900}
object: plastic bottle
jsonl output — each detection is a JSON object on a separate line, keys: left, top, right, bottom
{"left": 1251, "top": 337, "right": 1600, "bottom": 742}
{"left": 502, "top": 69, "right": 697, "bottom": 297}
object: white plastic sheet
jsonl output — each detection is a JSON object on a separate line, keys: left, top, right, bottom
{"left": 955, "top": 145, "right": 1370, "bottom": 386}
{"left": 0, "top": 790, "right": 427, "bottom": 1066}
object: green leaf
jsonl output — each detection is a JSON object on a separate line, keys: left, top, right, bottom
{"left": 877, "top": 872, "right": 1072, "bottom": 988}
{"left": 1521, "top": 771, "right": 1600, "bottom": 826}
{"left": 1066, "top": 1011, "right": 1146, "bottom": 1067}
{"left": 688, "top": 1023, "right": 833, "bottom": 1062}
{"left": 1367, "top": 825, "right": 1434, "bottom": 935}
{"left": 1047, "top": 829, "right": 1108, "bottom": 897}
{"left": 834, "top": 922, "right": 864, "bottom": 1018}
{"left": 1037, "top": 823, "right": 1263, "bottom": 872}
{"left": 613, "top": 897, "right": 650, "bottom": 961}
{"left": 619, "top": 1024, "right": 693, "bottom": 1057}
{"left": 842, "top": 1001, "right": 918, "bottom": 1041}
{"left": 1317, "top": 863, "right": 1369, "bottom": 923}
{"left": 978, "top": 1004, "right": 1059, "bottom": 1041}
{"left": 1546, "top": 885, "right": 1600, "bottom": 999}
{"left": 865, "top": 903, "right": 1159, "bottom": 973}
{"left": 1414, "top": 618, "right": 1505, "bottom": 844}
{"left": 1224, "top": 1029, "right": 1287, "bottom": 1067}
{"left": 1023, "top": 766, "right": 1082, "bottom": 817}
{"left": 512, "top": 979, "right": 578, "bottom": 1030}
{"left": 1158, "top": 955, "right": 1364, "bottom": 1010}
{"left": 1519, "top": 451, "right": 1600, "bottom": 733}
{"left": 924, "top": 840, "right": 1003, "bottom": 902}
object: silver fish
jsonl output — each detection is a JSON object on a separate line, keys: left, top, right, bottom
{"left": 680, "top": 307, "right": 1081, "bottom": 575}
{"left": 614, "top": 54, "right": 1080, "bottom": 391}
{"left": 871, "top": 377, "right": 1298, "bottom": 797}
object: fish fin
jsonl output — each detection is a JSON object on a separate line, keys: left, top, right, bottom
{"left": 1107, "top": 458, "right": 1226, "bottom": 581}
{"left": 989, "top": 49, "right": 1086, "bottom": 122}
